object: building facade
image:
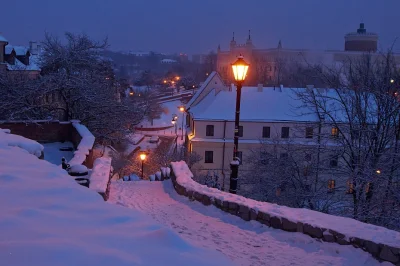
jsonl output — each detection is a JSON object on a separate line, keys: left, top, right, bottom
{"left": 184, "top": 72, "right": 388, "bottom": 202}
{"left": 216, "top": 24, "right": 400, "bottom": 86}
{"left": 0, "top": 35, "right": 41, "bottom": 78}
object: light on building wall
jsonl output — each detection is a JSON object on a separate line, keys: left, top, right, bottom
{"left": 231, "top": 55, "right": 249, "bottom": 82}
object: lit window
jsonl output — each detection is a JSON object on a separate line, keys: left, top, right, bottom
{"left": 328, "top": 179, "right": 335, "bottom": 192}
{"left": 331, "top": 127, "right": 339, "bottom": 137}
{"left": 346, "top": 180, "right": 354, "bottom": 194}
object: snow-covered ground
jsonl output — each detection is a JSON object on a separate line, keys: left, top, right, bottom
{"left": 109, "top": 181, "right": 385, "bottom": 266}
{"left": 140, "top": 100, "right": 185, "bottom": 128}
{"left": 42, "top": 142, "right": 74, "bottom": 166}
{"left": 0, "top": 140, "right": 231, "bottom": 265}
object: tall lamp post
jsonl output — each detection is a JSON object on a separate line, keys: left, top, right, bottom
{"left": 229, "top": 55, "right": 249, "bottom": 194}
{"left": 178, "top": 106, "right": 185, "bottom": 141}
{"left": 139, "top": 151, "right": 147, "bottom": 178}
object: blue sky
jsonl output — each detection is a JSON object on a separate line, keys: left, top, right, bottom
{"left": 2, "top": 0, "right": 399, "bottom": 54}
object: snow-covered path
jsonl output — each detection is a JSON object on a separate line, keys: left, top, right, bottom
{"left": 109, "top": 181, "right": 383, "bottom": 266}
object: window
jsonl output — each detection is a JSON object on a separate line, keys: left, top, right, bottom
{"left": 329, "top": 156, "right": 338, "bottom": 167}
{"left": 262, "top": 126, "right": 270, "bottom": 138}
{"left": 238, "top": 126, "right": 243, "bottom": 137}
{"left": 206, "top": 125, "right": 214, "bottom": 136}
{"left": 328, "top": 179, "right": 335, "bottom": 193}
{"left": 305, "top": 127, "right": 313, "bottom": 138}
{"left": 237, "top": 151, "right": 243, "bottom": 165}
{"left": 303, "top": 166, "right": 310, "bottom": 176}
{"left": 281, "top": 127, "right": 290, "bottom": 138}
{"left": 280, "top": 153, "right": 288, "bottom": 159}
{"left": 331, "top": 127, "right": 339, "bottom": 138}
{"left": 346, "top": 179, "right": 354, "bottom": 194}
{"left": 205, "top": 151, "right": 213, "bottom": 163}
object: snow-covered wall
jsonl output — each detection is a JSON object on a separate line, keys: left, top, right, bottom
{"left": 170, "top": 161, "right": 400, "bottom": 264}
{"left": 68, "top": 121, "right": 95, "bottom": 167}
{"left": 89, "top": 157, "right": 112, "bottom": 200}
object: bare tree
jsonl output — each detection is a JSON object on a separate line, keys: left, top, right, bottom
{"left": 294, "top": 51, "right": 400, "bottom": 229}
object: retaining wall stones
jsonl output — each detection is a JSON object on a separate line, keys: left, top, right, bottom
{"left": 170, "top": 162, "right": 400, "bottom": 264}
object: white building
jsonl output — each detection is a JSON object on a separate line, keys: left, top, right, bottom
{"left": 185, "top": 72, "right": 349, "bottom": 193}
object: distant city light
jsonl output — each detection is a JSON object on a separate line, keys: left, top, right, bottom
{"left": 171, "top": 81, "right": 175, "bottom": 84}
{"left": 129, "top": 92, "right": 134, "bottom": 96}
{"left": 163, "top": 80, "right": 167, "bottom": 83}
{"left": 376, "top": 169, "right": 381, "bottom": 174}
{"left": 390, "top": 79, "right": 395, "bottom": 84}
{"left": 175, "top": 76, "right": 180, "bottom": 80}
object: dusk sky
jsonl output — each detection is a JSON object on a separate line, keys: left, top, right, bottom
{"left": 2, "top": 0, "right": 399, "bottom": 55}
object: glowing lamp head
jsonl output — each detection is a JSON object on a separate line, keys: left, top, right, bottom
{"left": 163, "top": 80, "right": 167, "bottom": 84}
{"left": 129, "top": 91, "right": 134, "bottom": 96}
{"left": 171, "top": 81, "right": 175, "bottom": 84}
{"left": 376, "top": 169, "right": 381, "bottom": 174}
{"left": 231, "top": 55, "right": 249, "bottom": 83}
{"left": 179, "top": 106, "right": 185, "bottom": 112}
{"left": 390, "top": 79, "right": 395, "bottom": 84}
{"left": 171, "top": 120, "right": 176, "bottom": 125}
{"left": 175, "top": 76, "right": 180, "bottom": 80}
{"left": 140, "top": 152, "right": 147, "bottom": 161}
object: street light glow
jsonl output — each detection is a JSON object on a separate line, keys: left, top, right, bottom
{"left": 163, "top": 80, "right": 167, "bottom": 83}
{"left": 175, "top": 76, "right": 180, "bottom": 80}
{"left": 140, "top": 152, "right": 147, "bottom": 161}
{"left": 231, "top": 55, "right": 249, "bottom": 82}
{"left": 376, "top": 169, "right": 381, "bottom": 174}
{"left": 179, "top": 106, "right": 185, "bottom": 112}
{"left": 390, "top": 79, "right": 395, "bottom": 84}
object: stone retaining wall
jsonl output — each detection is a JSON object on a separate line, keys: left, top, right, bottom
{"left": 169, "top": 162, "right": 400, "bottom": 264}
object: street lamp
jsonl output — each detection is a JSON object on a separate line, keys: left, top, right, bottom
{"left": 139, "top": 151, "right": 147, "bottom": 178}
{"left": 178, "top": 106, "right": 185, "bottom": 141}
{"left": 229, "top": 55, "right": 249, "bottom": 194}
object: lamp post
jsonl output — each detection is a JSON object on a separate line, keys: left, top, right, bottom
{"left": 139, "top": 151, "right": 147, "bottom": 178}
{"left": 178, "top": 106, "right": 185, "bottom": 141}
{"left": 229, "top": 55, "right": 249, "bottom": 194}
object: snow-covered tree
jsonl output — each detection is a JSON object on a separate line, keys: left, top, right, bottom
{"left": 38, "top": 32, "right": 148, "bottom": 143}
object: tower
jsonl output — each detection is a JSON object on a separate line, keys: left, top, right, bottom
{"left": 344, "top": 23, "right": 378, "bottom": 52}
{"left": 230, "top": 32, "right": 236, "bottom": 50}
{"left": 246, "top": 30, "right": 253, "bottom": 47}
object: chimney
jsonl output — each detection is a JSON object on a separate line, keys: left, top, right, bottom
{"left": 257, "top": 84, "right": 263, "bottom": 92}
{"left": 29, "top": 41, "right": 39, "bottom": 55}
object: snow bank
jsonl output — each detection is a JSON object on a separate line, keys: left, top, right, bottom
{"left": 0, "top": 128, "right": 43, "bottom": 157}
{"left": 170, "top": 161, "right": 400, "bottom": 263}
{"left": 68, "top": 122, "right": 95, "bottom": 165}
{"left": 0, "top": 146, "right": 231, "bottom": 266}
{"left": 89, "top": 157, "right": 112, "bottom": 195}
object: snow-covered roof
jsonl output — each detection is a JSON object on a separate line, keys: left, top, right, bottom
{"left": 161, "top": 59, "right": 177, "bottom": 63}
{"left": 7, "top": 57, "right": 41, "bottom": 71}
{"left": 9, "top": 45, "right": 29, "bottom": 56}
{"left": 5, "top": 46, "right": 14, "bottom": 55}
{"left": 186, "top": 71, "right": 218, "bottom": 109}
{"left": 0, "top": 34, "right": 7, "bottom": 43}
{"left": 190, "top": 87, "right": 318, "bottom": 122}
